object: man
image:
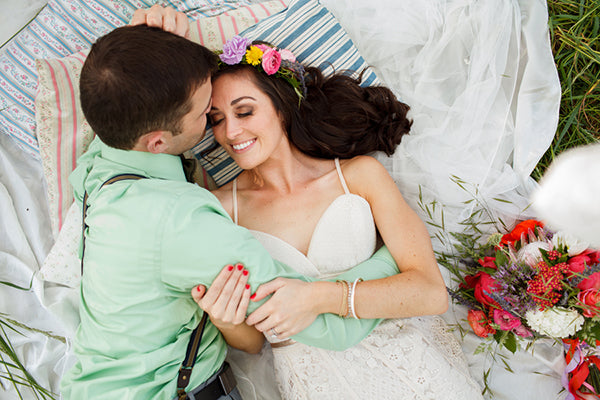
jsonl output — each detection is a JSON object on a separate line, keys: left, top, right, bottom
{"left": 61, "top": 25, "right": 397, "bottom": 399}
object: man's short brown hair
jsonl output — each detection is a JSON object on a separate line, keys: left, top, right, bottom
{"left": 80, "top": 25, "right": 218, "bottom": 150}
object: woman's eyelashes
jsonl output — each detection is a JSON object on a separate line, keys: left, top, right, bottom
{"left": 209, "top": 109, "right": 254, "bottom": 126}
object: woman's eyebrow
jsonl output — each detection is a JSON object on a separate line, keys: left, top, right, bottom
{"left": 231, "top": 96, "right": 256, "bottom": 106}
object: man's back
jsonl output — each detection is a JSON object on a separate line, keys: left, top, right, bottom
{"left": 61, "top": 137, "right": 229, "bottom": 399}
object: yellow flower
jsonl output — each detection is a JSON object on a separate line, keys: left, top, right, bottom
{"left": 245, "top": 46, "right": 263, "bottom": 66}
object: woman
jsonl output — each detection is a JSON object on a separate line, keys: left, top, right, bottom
{"left": 132, "top": 7, "right": 482, "bottom": 399}
{"left": 195, "top": 36, "right": 483, "bottom": 399}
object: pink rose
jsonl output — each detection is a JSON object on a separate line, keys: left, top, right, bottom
{"left": 463, "top": 272, "right": 500, "bottom": 307}
{"left": 578, "top": 272, "right": 600, "bottom": 291}
{"left": 493, "top": 309, "right": 521, "bottom": 331}
{"left": 478, "top": 256, "right": 497, "bottom": 270}
{"left": 578, "top": 289, "right": 600, "bottom": 318}
{"left": 568, "top": 250, "right": 600, "bottom": 275}
{"left": 467, "top": 309, "right": 496, "bottom": 338}
{"left": 261, "top": 48, "right": 281, "bottom": 75}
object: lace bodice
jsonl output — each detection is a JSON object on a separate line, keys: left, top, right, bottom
{"left": 234, "top": 159, "right": 376, "bottom": 278}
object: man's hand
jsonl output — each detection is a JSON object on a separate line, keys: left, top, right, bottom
{"left": 130, "top": 5, "right": 190, "bottom": 38}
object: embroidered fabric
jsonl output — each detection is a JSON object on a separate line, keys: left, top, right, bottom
{"left": 230, "top": 159, "right": 483, "bottom": 399}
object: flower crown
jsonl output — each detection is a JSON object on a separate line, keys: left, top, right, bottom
{"left": 217, "top": 36, "right": 307, "bottom": 102}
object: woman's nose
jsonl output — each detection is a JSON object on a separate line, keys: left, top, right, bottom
{"left": 225, "top": 119, "right": 242, "bottom": 140}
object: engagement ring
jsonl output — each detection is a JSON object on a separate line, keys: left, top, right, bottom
{"left": 270, "top": 328, "right": 279, "bottom": 338}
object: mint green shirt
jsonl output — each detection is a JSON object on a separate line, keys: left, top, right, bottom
{"left": 61, "top": 137, "right": 398, "bottom": 399}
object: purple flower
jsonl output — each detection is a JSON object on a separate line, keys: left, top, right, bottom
{"left": 220, "top": 36, "right": 252, "bottom": 65}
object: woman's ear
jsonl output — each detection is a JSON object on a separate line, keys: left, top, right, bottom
{"left": 134, "top": 130, "right": 171, "bottom": 154}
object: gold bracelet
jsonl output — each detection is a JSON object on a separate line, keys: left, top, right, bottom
{"left": 336, "top": 280, "right": 349, "bottom": 317}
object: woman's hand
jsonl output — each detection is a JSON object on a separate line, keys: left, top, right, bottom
{"left": 191, "top": 263, "right": 251, "bottom": 330}
{"left": 246, "top": 278, "right": 325, "bottom": 340}
{"left": 130, "top": 4, "right": 190, "bottom": 38}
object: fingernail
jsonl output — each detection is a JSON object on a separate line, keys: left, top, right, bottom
{"left": 237, "top": 264, "right": 244, "bottom": 271}
{"left": 227, "top": 265, "right": 234, "bottom": 271}
{"left": 250, "top": 293, "right": 256, "bottom": 300}
{"left": 243, "top": 270, "right": 249, "bottom": 276}
{"left": 245, "top": 284, "right": 250, "bottom": 290}
{"left": 196, "top": 285, "right": 202, "bottom": 292}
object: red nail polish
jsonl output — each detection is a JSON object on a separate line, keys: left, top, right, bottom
{"left": 196, "top": 285, "right": 202, "bottom": 292}
{"left": 227, "top": 265, "right": 234, "bottom": 271}
{"left": 245, "top": 284, "right": 250, "bottom": 290}
{"left": 243, "top": 270, "right": 249, "bottom": 276}
{"left": 237, "top": 264, "right": 243, "bottom": 271}
{"left": 250, "top": 293, "right": 256, "bottom": 299}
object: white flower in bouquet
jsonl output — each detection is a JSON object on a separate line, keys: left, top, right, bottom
{"left": 517, "top": 241, "right": 550, "bottom": 266}
{"left": 551, "top": 231, "right": 590, "bottom": 256}
{"left": 525, "top": 307, "right": 584, "bottom": 338}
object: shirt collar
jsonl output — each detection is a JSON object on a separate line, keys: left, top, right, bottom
{"left": 100, "top": 139, "right": 187, "bottom": 182}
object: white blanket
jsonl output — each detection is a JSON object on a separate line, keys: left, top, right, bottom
{"left": 0, "top": 0, "right": 564, "bottom": 399}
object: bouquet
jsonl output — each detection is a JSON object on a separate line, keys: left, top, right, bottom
{"left": 445, "top": 219, "right": 600, "bottom": 399}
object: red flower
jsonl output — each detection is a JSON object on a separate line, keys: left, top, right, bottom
{"left": 478, "top": 256, "right": 497, "bottom": 270}
{"left": 568, "top": 250, "right": 600, "bottom": 275}
{"left": 463, "top": 271, "right": 500, "bottom": 307}
{"left": 467, "top": 309, "right": 496, "bottom": 337}
{"left": 500, "top": 219, "right": 544, "bottom": 246}
{"left": 578, "top": 272, "right": 600, "bottom": 291}
{"left": 578, "top": 289, "right": 600, "bottom": 318}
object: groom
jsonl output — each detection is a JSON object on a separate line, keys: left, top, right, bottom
{"left": 61, "top": 23, "right": 398, "bottom": 400}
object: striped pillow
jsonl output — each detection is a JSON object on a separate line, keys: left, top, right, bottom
{"left": 190, "top": 0, "right": 382, "bottom": 186}
{"left": 34, "top": 0, "right": 288, "bottom": 238}
{"left": 0, "top": 0, "right": 256, "bottom": 158}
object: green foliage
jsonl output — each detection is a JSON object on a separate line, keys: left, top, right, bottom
{"left": 534, "top": 0, "right": 600, "bottom": 179}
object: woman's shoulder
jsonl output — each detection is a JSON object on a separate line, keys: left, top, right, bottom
{"left": 339, "top": 155, "right": 394, "bottom": 195}
{"left": 339, "top": 155, "right": 388, "bottom": 177}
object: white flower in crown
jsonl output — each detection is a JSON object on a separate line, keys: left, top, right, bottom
{"left": 552, "top": 231, "right": 590, "bottom": 256}
{"left": 525, "top": 307, "right": 584, "bottom": 338}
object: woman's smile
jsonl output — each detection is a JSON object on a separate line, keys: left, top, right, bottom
{"left": 232, "top": 138, "right": 257, "bottom": 153}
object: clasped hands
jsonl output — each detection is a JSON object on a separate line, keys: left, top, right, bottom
{"left": 192, "top": 265, "right": 320, "bottom": 340}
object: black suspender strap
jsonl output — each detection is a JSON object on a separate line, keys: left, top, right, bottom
{"left": 80, "top": 173, "right": 147, "bottom": 274}
{"left": 177, "top": 312, "right": 209, "bottom": 400}
{"left": 79, "top": 172, "right": 207, "bottom": 399}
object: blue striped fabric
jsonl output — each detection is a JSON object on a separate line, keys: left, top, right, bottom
{"left": 0, "top": 0, "right": 253, "bottom": 157}
{"left": 191, "top": 0, "right": 382, "bottom": 186}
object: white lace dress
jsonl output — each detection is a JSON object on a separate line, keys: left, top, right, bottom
{"left": 229, "top": 159, "right": 483, "bottom": 400}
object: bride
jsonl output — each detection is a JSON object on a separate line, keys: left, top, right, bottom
{"left": 133, "top": 5, "right": 483, "bottom": 400}
{"left": 192, "top": 37, "right": 483, "bottom": 400}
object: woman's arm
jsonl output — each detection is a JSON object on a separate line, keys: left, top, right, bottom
{"left": 341, "top": 155, "right": 448, "bottom": 318}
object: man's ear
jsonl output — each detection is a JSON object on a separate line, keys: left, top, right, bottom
{"left": 134, "top": 130, "right": 171, "bottom": 154}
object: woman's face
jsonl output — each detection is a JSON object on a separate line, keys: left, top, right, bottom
{"left": 209, "top": 73, "right": 288, "bottom": 170}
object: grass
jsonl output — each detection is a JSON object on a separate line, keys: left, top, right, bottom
{"left": 532, "top": 0, "right": 600, "bottom": 180}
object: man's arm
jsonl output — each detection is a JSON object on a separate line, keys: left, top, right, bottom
{"left": 161, "top": 188, "right": 398, "bottom": 351}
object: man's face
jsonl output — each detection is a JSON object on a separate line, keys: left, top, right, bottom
{"left": 166, "top": 80, "right": 212, "bottom": 155}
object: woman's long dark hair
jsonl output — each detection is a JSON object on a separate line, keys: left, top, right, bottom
{"left": 212, "top": 63, "right": 412, "bottom": 159}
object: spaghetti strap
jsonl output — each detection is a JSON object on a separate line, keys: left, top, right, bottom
{"left": 334, "top": 158, "right": 350, "bottom": 194}
{"left": 232, "top": 179, "right": 239, "bottom": 225}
